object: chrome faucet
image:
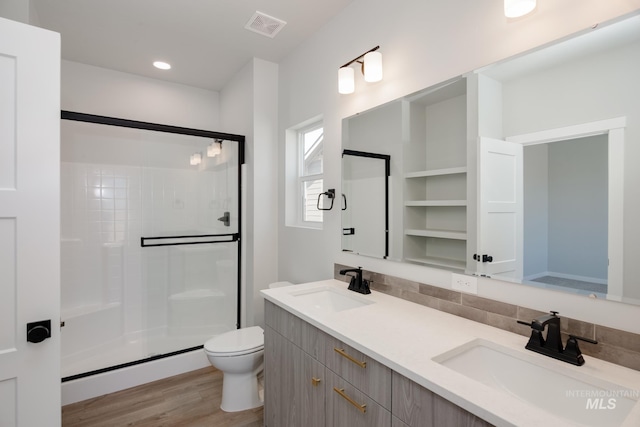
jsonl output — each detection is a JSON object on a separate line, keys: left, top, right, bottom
{"left": 339, "top": 267, "right": 371, "bottom": 294}
{"left": 517, "top": 311, "right": 597, "bottom": 366}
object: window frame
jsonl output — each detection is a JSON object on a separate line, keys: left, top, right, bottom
{"left": 285, "top": 118, "right": 324, "bottom": 229}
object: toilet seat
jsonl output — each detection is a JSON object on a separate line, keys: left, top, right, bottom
{"left": 204, "top": 326, "right": 264, "bottom": 357}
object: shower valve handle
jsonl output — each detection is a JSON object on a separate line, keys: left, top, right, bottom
{"left": 217, "top": 211, "right": 230, "bottom": 227}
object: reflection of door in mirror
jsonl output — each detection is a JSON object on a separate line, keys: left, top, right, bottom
{"left": 341, "top": 150, "right": 390, "bottom": 259}
{"left": 477, "top": 137, "right": 523, "bottom": 280}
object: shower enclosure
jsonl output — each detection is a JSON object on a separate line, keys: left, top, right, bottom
{"left": 60, "top": 112, "right": 244, "bottom": 380}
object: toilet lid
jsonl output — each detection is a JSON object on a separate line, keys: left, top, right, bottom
{"left": 204, "top": 326, "right": 264, "bottom": 355}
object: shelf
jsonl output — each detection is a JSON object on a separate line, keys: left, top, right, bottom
{"left": 405, "top": 200, "right": 466, "bottom": 207}
{"left": 405, "top": 256, "right": 466, "bottom": 270}
{"left": 404, "top": 228, "right": 467, "bottom": 240}
{"left": 404, "top": 167, "right": 467, "bottom": 179}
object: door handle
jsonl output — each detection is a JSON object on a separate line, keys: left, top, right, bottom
{"left": 27, "top": 320, "right": 51, "bottom": 343}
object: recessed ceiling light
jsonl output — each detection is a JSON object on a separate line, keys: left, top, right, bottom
{"left": 153, "top": 61, "right": 171, "bottom": 70}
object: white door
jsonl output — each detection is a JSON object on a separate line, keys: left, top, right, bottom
{"left": 477, "top": 137, "right": 523, "bottom": 280}
{"left": 0, "top": 17, "right": 61, "bottom": 427}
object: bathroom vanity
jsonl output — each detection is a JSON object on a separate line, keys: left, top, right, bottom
{"left": 261, "top": 281, "right": 640, "bottom": 427}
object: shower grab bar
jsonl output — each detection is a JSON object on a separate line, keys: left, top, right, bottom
{"left": 141, "top": 233, "right": 239, "bottom": 248}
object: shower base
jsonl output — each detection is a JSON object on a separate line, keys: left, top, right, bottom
{"left": 62, "top": 325, "right": 230, "bottom": 379}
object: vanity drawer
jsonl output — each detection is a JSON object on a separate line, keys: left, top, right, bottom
{"left": 325, "top": 334, "right": 392, "bottom": 409}
{"left": 265, "top": 300, "right": 327, "bottom": 363}
{"left": 265, "top": 300, "right": 300, "bottom": 341}
{"left": 326, "top": 369, "right": 391, "bottom": 427}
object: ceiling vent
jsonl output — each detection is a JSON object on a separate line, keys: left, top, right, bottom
{"left": 244, "top": 11, "right": 287, "bottom": 38}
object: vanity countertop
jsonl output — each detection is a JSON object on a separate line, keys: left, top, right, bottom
{"left": 260, "top": 279, "right": 640, "bottom": 427}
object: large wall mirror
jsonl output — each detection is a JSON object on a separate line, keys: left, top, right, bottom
{"left": 341, "top": 12, "right": 640, "bottom": 305}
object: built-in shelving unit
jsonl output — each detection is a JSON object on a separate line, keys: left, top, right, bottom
{"left": 404, "top": 200, "right": 467, "bottom": 207}
{"left": 404, "top": 255, "right": 467, "bottom": 270}
{"left": 402, "top": 78, "right": 468, "bottom": 271}
{"left": 404, "top": 229, "right": 467, "bottom": 240}
{"left": 404, "top": 166, "right": 467, "bottom": 178}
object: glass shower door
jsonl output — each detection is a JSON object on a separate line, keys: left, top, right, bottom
{"left": 139, "top": 131, "right": 240, "bottom": 358}
{"left": 60, "top": 113, "right": 243, "bottom": 379}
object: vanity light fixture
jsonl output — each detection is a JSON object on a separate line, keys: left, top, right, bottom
{"left": 504, "top": 0, "right": 537, "bottom": 18}
{"left": 338, "top": 67, "right": 355, "bottom": 95}
{"left": 153, "top": 61, "right": 172, "bottom": 70}
{"left": 190, "top": 152, "right": 202, "bottom": 165}
{"left": 338, "top": 46, "right": 382, "bottom": 94}
{"left": 207, "top": 139, "right": 222, "bottom": 157}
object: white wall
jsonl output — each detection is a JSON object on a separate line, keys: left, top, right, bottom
{"left": 0, "top": 0, "right": 36, "bottom": 24}
{"left": 250, "top": 59, "right": 279, "bottom": 327}
{"left": 277, "top": 1, "right": 640, "bottom": 334}
{"left": 548, "top": 136, "right": 608, "bottom": 280}
{"left": 220, "top": 58, "right": 279, "bottom": 327}
{"left": 61, "top": 61, "right": 220, "bottom": 130}
{"left": 523, "top": 144, "right": 549, "bottom": 277}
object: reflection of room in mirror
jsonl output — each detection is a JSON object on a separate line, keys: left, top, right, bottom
{"left": 523, "top": 135, "right": 608, "bottom": 297}
{"left": 339, "top": 13, "right": 640, "bottom": 305}
{"left": 341, "top": 150, "right": 389, "bottom": 259}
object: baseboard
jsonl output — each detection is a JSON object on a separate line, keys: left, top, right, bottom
{"left": 523, "top": 271, "right": 550, "bottom": 282}
{"left": 546, "top": 271, "right": 607, "bottom": 285}
{"left": 61, "top": 348, "right": 209, "bottom": 406}
{"left": 527, "top": 271, "right": 607, "bottom": 285}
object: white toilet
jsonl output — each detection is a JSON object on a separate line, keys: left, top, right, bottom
{"left": 204, "top": 281, "right": 294, "bottom": 412}
{"left": 204, "top": 326, "right": 265, "bottom": 412}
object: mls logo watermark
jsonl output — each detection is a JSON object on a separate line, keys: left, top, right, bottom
{"left": 565, "top": 389, "right": 640, "bottom": 410}
{"left": 585, "top": 397, "right": 617, "bottom": 410}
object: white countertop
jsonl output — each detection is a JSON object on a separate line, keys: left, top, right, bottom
{"left": 260, "top": 279, "right": 640, "bottom": 427}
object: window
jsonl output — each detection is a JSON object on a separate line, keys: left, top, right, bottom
{"left": 285, "top": 118, "right": 324, "bottom": 228}
{"left": 299, "top": 122, "right": 324, "bottom": 223}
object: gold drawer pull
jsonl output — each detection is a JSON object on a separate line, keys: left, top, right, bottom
{"left": 311, "top": 377, "right": 321, "bottom": 386}
{"left": 333, "top": 387, "right": 367, "bottom": 413}
{"left": 334, "top": 347, "right": 366, "bottom": 368}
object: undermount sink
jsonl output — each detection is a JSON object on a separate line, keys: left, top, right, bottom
{"left": 290, "top": 287, "right": 374, "bottom": 313}
{"left": 433, "top": 339, "right": 638, "bottom": 426}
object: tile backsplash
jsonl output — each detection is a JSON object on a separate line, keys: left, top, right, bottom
{"left": 335, "top": 264, "right": 640, "bottom": 371}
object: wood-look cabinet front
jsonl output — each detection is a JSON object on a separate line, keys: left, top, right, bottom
{"left": 264, "top": 325, "right": 325, "bottom": 427}
{"left": 264, "top": 300, "right": 493, "bottom": 427}
{"left": 392, "top": 372, "right": 493, "bottom": 427}
{"left": 325, "top": 369, "right": 391, "bottom": 427}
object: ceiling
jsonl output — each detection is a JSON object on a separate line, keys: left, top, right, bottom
{"left": 31, "top": 0, "right": 354, "bottom": 91}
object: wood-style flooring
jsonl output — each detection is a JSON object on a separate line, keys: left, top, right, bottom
{"left": 62, "top": 367, "right": 264, "bottom": 427}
